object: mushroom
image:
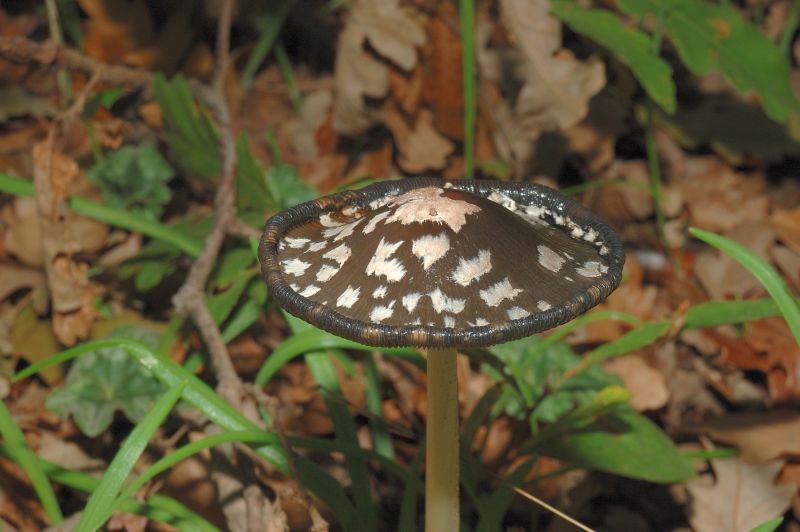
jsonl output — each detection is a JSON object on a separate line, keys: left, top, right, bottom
{"left": 259, "top": 177, "right": 624, "bottom": 530}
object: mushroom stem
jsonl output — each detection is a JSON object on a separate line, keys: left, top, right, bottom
{"left": 425, "top": 347, "right": 459, "bottom": 531}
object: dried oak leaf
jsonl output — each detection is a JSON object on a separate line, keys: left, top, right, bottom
{"left": 333, "top": 0, "right": 426, "bottom": 136}
{"left": 498, "top": 0, "right": 605, "bottom": 166}
{"left": 677, "top": 157, "right": 768, "bottom": 233}
{"left": 700, "top": 410, "right": 800, "bottom": 464}
{"left": 770, "top": 208, "right": 800, "bottom": 254}
{"left": 687, "top": 459, "right": 795, "bottom": 532}
{"left": 693, "top": 222, "right": 775, "bottom": 301}
{"left": 384, "top": 105, "right": 454, "bottom": 172}
{"left": 420, "top": 0, "right": 465, "bottom": 140}
{"left": 32, "top": 142, "right": 103, "bottom": 345}
{"left": 604, "top": 355, "right": 669, "bottom": 411}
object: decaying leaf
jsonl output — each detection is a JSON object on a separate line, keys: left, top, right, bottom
{"left": 700, "top": 410, "right": 800, "bottom": 463}
{"left": 384, "top": 105, "right": 454, "bottom": 173}
{"left": 604, "top": 355, "right": 669, "bottom": 411}
{"left": 687, "top": 458, "right": 795, "bottom": 532}
{"left": 32, "top": 141, "right": 103, "bottom": 345}
{"left": 332, "top": 0, "right": 426, "bottom": 136}
{"left": 693, "top": 222, "right": 775, "bottom": 301}
{"left": 486, "top": 0, "right": 605, "bottom": 174}
{"left": 770, "top": 208, "right": 800, "bottom": 254}
{"left": 9, "top": 305, "right": 62, "bottom": 384}
{"left": 419, "top": 0, "right": 465, "bottom": 140}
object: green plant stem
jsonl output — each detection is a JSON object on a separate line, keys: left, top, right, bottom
{"left": 275, "top": 41, "right": 303, "bottom": 115}
{"left": 460, "top": 0, "right": 476, "bottom": 179}
{"left": 425, "top": 347, "right": 460, "bottom": 531}
{"left": 780, "top": 1, "right": 800, "bottom": 54}
{"left": 645, "top": 101, "right": 681, "bottom": 275}
{"left": 44, "top": 0, "right": 72, "bottom": 103}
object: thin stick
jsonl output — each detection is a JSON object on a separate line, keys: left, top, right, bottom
{"left": 425, "top": 347, "right": 460, "bottom": 531}
{"left": 512, "top": 487, "right": 595, "bottom": 532}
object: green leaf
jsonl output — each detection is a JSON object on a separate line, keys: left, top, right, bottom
{"left": 46, "top": 327, "right": 167, "bottom": 437}
{"left": 236, "top": 134, "right": 277, "bottom": 221}
{"left": 153, "top": 74, "right": 220, "bottom": 180}
{"left": 751, "top": 517, "right": 784, "bottom": 532}
{"left": 586, "top": 320, "right": 671, "bottom": 364}
{"left": 538, "top": 405, "right": 696, "bottom": 483}
{"left": 487, "top": 336, "right": 619, "bottom": 422}
{"left": 87, "top": 144, "right": 174, "bottom": 219}
{"left": 689, "top": 227, "right": 800, "bottom": 345}
{"left": 77, "top": 381, "right": 186, "bottom": 531}
{"left": 265, "top": 163, "right": 319, "bottom": 210}
{"left": 619, "top": 0, "right": 800, "bottom": 123}
{"left": 551, "top": 2, "right": 676, "bottom": 113}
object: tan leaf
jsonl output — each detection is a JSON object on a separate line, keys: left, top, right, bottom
{"left": 384, "top": 106, "right": 454, "bottom": 173}
{"left": 770, "top": 208, "right": 800, "bottom": 254}
{"left": 500, "top": 0, "right": 605, "bottom": 149}
{"left": 687, "top": 458, "right": 795, "bottom": 532}
{"left": 420, "top": 1, "right": 465, "bottom": 140}
{"left": 32, "top": 141, "right": 102, "bottom": 344}
{"left": 332, "top": 0, "right": 426, "bottom": 135}
{"left": 700, "top": 410, "right": 800, "bottom": 463}
{"left": 9, "top": 306, "right": 63, "bottom": 384}
{"left": 604, "top": 355, "right": 669, "bottom": 411}
{"left": 693, "top": 222, "right": 775, "bottom": 301}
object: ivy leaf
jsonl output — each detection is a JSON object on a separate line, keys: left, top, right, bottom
{"left": 46, "top": 326, "right": 167, "bottom": 437}
{"left": 87, "top": 144, "right": 174, "bottom": 220}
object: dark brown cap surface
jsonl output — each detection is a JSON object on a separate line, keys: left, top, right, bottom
{"left": 260, "top": 178, "right": 624, "bottom": 348}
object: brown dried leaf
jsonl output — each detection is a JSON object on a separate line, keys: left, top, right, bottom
{"left": 771, "top": 244, "right": 800, "bottom": 288}
{"left": 420, "top": 1, "right": 465, "bottom": 140}
{"left": 9, "top": 306, "right": 62, "bottom": 384}
{"left": 687, "top": 458, "right": 795, "bottom": 532}
{"left": 384, "top": 105, "right": 454, "bottom": 172}
{"left": 604, "top": 355, "right": 669, "bottom": 411}
{"left": 32, "top": 141, "right": 102, "bottom": 344}
{"left": 700, "top": 410, "right": 800, "bottom": 463}
{"left": 497, "top": 0, "right": 605, "bottom": 170}
{"left": 693, "top": 222, "right": 775, "bottom": 301}
{"left": 333, "top": 0, "right": 426, "bottom": 135}
{"left": 680, "top": 158, "right": 768, "bottom": 232}
{"left": 770, "top": 208, "right": 800, "bottom": 254}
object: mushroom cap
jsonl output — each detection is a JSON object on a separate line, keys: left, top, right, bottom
{"left": 259, "top": 178, "right": 624, "bottom": 348}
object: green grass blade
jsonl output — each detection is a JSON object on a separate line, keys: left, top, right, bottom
{"left": 460, "top": 0, "right": 477, "bottom": 179}
{"left": 398, "top": 443, "right": 426, "bottom": 532}
{"left": 751, "top": 517, "right": 784, "bottom": 532}
{"left": 241, "top": 1, "right": 297, "bottom": 90}
{"left": 689, "top": 227, "right": 800, "bottom": 345}
{"left": 13, "top": 339, "right": 361, "bottom": 523}
{"left": 363, "top": 354, "right": 394, "bottom": 460}
{"left": 114, "top": 431, "right": 277, "bottom": 509}
{"left": 275, "top": 42, "right": 303, "bottom": 115}
{"left": 306, "top": 352, "right": 376, "bottom": 532}
{"left": 77, "top": 381, "right": 186, "bottom": 531}
{"left": 0, "top": 444, "right": 217, "bottom": 532}
{"left": 14, "top": 339, "right": 289, "bottom": 473}
{"left": 684, "top": 297, "right": 786, "bottom": 328}
{"left": 0, "top": 172, "right": 202, "bottom": 257}
{"left": 0, "top": 399, "right": 63, "bottom": 524}
{"left": 255, "top": 329, "right": 421, "bottom": 386}
{"left": 587, "top": 321, "right": 671, "bottom": 363}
